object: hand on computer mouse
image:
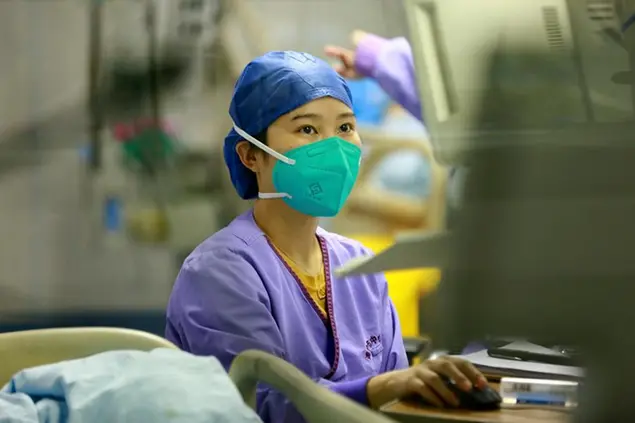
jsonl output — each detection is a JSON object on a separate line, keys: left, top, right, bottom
{"left": 367, "top": 356, "right": 488, "bottom": 409}
{"left": 408, "top": 356, "right": 489, "bottom": 408}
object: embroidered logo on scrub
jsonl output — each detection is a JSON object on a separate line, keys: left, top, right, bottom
{"left": 364, "top": 335, "right": 384, "bottom": 360}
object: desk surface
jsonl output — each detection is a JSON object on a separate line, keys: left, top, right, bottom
{"left": 380, "top": 384, "right": 571, "bottom": 423}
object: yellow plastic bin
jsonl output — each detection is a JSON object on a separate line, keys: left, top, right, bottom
{"left": 351, "top": 235, "right": 440, "bottom": 337}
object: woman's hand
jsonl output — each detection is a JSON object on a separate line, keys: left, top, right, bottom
{"left": 367, "top": 356, "right": 489, "bottom": 409}
{"left": 324, "top": 30, "right": 369, "bottom": 79}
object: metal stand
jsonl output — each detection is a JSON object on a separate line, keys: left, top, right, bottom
{"left": 88, "top": 0, "right": 104, "bottom": 171}
{"left": 145, "top": 0, "right": 161, "bottom": 125}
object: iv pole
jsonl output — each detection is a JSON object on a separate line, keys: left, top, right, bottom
{"left": 87, "top": 0, "right": 103, "bottom": 172}
{"left": 79, "top": 0, "right": 105, "bottom": 248}
{"left": 86, "top": 0, "right": 162, "bottom": 173}
{"left": 146, "top": 0, "right": 161, "bottom": 126}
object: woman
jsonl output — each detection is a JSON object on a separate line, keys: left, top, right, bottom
{"left": 165, "top": 51, "right": 487, "bottom": 423}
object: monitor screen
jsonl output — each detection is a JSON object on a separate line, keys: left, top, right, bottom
{"left": 403, "top": 0, "right": 632, "bottom": 165}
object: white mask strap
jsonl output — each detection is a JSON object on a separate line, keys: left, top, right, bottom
{"left": 258, "top": 192, "right": 292, "bottom": 199}
{"left": 233, "top": 124, "right": 296, "bottom": 165}
{"left": 233, "top": 123, "right": 293, "bottom": 199}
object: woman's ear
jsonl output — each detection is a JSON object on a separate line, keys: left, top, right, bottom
{"left": 235, "top": 141, "right": 259, "bottom": 172}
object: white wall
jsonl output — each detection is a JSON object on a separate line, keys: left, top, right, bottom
{"left": 0, "top": 0, "right": 174, "bottom": 316}
{"left": 0, "top": 1, "right": 89, "bottom": 137}
{"left": 0, "top": 0, "right": 409, "bottom": 316}
{"left": 0, "top": 0, "right": 409, "bottom": 136}
{"left": 246, "top": 0, "right": 408, "bottom": 55}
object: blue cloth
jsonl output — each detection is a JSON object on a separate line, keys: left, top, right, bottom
{"left": 0, "top": 348, "right": 261, "bottom": 423}
{"left": 223, "top": 51, "right": 354, "bottom": 200}
{"left": 346, "top": 79, "right": 390, "bottom": 126}
{"left": 370, "top": 153, "right": 431, "bottom": 200}
{"left": 368, "top": 111, "right": 432, "bottom": 200}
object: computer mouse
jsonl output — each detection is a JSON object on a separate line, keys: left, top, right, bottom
{"left": 418, "top": 376, "right": 502, "bottom": 411}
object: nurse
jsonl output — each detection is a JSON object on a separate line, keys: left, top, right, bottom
{"left": 165, "top": 51, "right": 487, "bottom": 423}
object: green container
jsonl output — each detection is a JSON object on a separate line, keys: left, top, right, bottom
{"left": 120, "top": 128, "right": 179, "bottom": 172}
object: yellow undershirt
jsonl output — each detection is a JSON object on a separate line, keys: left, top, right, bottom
{"left": 271, "top": 244, "right": 328, "bottom": 319}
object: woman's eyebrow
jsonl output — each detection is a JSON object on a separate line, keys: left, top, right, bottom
{"left": 289, "top": 112, "right": 355, "bottom": 121}
{"left": 290, "top": 113, "right": 321, "bottom": 121}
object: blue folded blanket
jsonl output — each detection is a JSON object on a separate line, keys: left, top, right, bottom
{"left": 0, "top": 348, "right": 262, "bottom": 423}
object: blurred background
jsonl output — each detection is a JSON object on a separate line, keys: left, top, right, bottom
{"left": 0, "top": 0, "right": 438, "bottom": 338}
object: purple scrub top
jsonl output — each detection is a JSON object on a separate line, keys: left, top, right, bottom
{"left": 166, "top": 210, "right": 408, "bottom": 423}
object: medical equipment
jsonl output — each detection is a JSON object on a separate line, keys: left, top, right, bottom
{"left": 95, "top": 0, "right": 222, "bottom": 167}
{"left": 499, "top": 377, "right": 579, "bottom": 408}
{"left": 105, "top": 0, "right": 220, "bottom": 69}
{"left": 339, "top": 1, "right": 635, "bottom": 421}
{"left": 402, "top": 0, "right": 631, "bottom": 166}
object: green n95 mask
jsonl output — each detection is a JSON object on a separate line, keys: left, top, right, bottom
{"left": 233, "top": 124, "right": 362, "bottom": 217}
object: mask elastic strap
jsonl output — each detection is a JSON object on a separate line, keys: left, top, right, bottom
{"left": 233, "top": 124, "right": 296, "bottom": 165}
{"left": 259, "top": 192, "right": 291, "bottom": 199}
{"left": 233, "top": 123, "right": 293, "bottom": 199}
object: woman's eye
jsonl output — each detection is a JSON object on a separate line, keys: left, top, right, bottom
{"left": 299, "top": 125, "right": 317, "bottom": 135}
{"left": 339, "top": 123, "right": 353, "bottom": 133}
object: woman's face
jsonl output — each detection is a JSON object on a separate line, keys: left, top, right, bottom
{"left": 237, "top": 97, "right": 361, "bottom": 195}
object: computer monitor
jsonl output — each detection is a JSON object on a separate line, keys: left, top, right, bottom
{"left": 420, "top": 2, "right": 635, "bottom": 422}
{"left": 402, "top": 0, "right": 633, "bottom": 166}
{"left": 339, "top": 1, "right": 635, "bottom": 421}
{"left": 439, "top": 59, "right": 635, "bottom": 423}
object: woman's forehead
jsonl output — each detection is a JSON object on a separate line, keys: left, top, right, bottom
{"left": 284, "top": 97, "right": 355, "bottom": 120}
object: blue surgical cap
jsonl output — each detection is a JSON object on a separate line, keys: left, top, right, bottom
{"left": 223, "top": 51, "right": 354, "bottom": 199}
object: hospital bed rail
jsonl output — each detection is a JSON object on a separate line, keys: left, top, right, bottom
{"left": 0, "top": 328, "right": 399, "bottom": 421}
{"left": 0, "top": 326, "right": 178, "bottom": 385}
{"left": 229, "top": 349, "right": 399, "bottom": 423}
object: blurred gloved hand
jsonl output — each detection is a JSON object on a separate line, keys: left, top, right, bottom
{"left": 324, "top": 30, "right": 370, "bottom": 79}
